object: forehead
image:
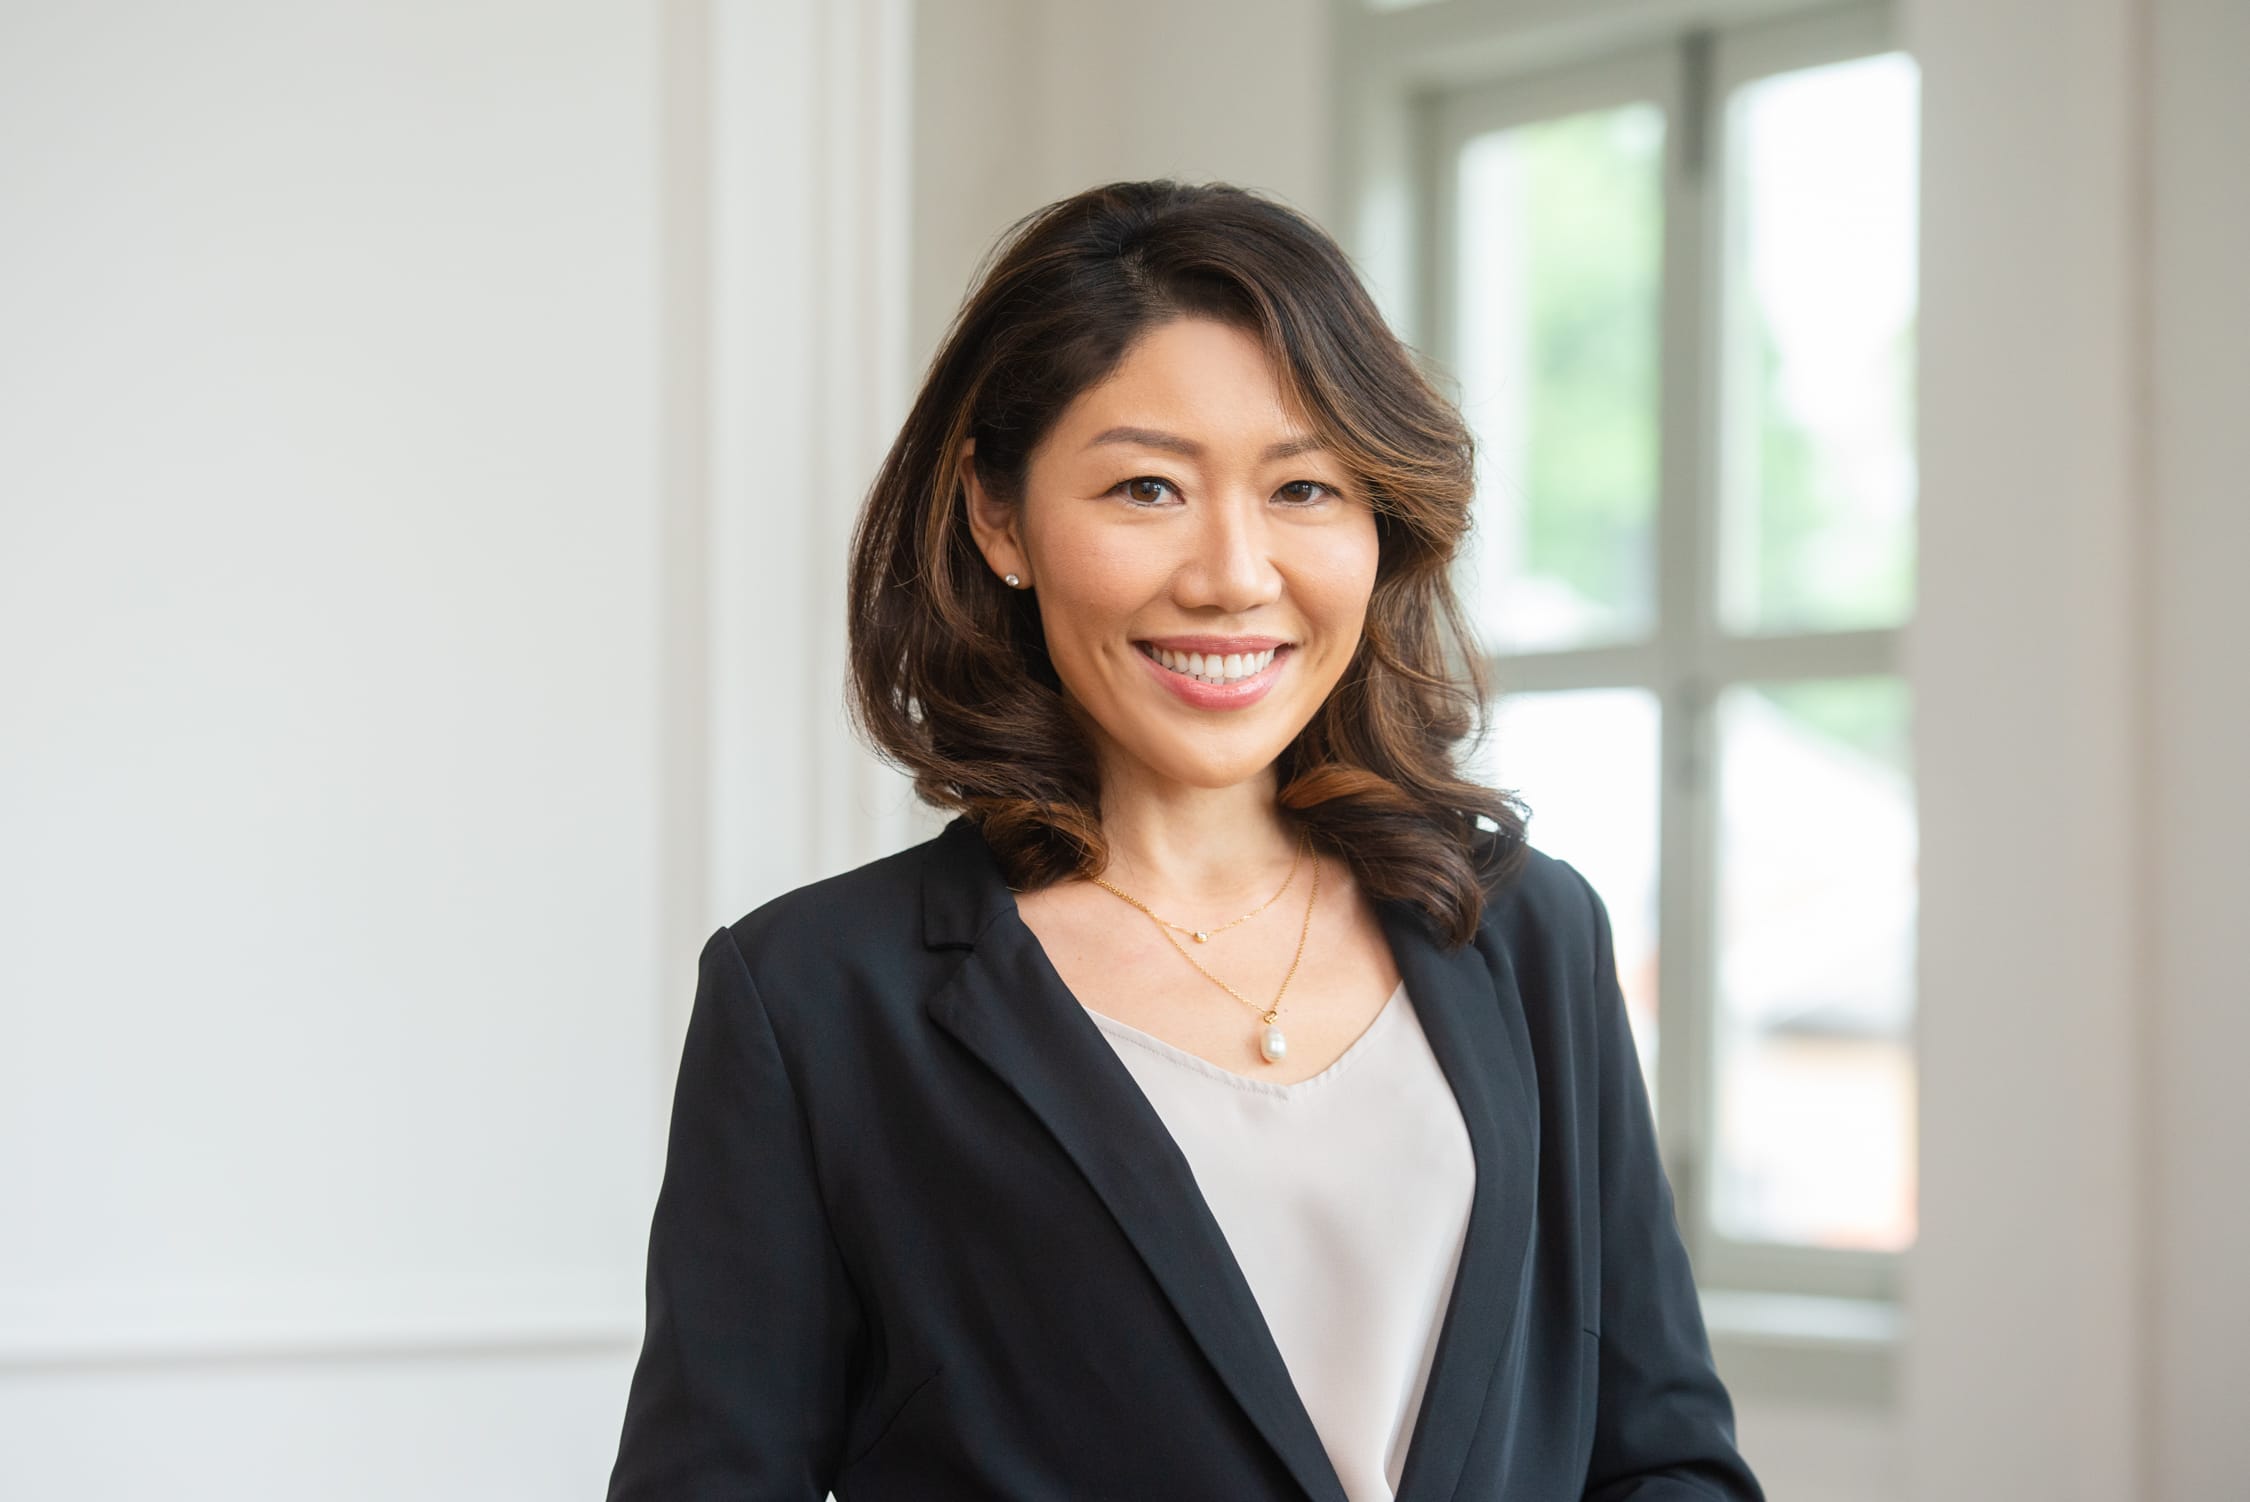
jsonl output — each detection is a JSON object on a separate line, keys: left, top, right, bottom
{"left": 1050, "top": 318, "right": 1318, "bottom": 454}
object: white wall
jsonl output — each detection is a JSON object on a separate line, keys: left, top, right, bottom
{"left": 909, "top": 0, "right": 1333, "bottom": 362}
{"left": 1902, "top": 0, "right": 2144, "bottom": 1491}
{"left": 0, "top": 0, "right": 911, "bottom": 1495}
{"left": 2145, "top": 6, "right": 2250, "bottom": 1495}
{"left": 1902, "top": 0, "right": 2250, "bottom": 1495}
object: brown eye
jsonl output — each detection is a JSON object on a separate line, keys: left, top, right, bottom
{"left": 1113, "top": 477, "right": 1180, "bottom": 506}
{"left": 1279, "top": 481, "right": 1339, "bottom": 505}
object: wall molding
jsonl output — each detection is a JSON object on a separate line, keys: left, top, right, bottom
{"left": 0, "top": 1277, "right": 641, "bottom": 1371}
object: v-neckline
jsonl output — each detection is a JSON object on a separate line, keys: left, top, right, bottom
{"left": 1084, "top": 978, "right": 1409, "bottom": 1101}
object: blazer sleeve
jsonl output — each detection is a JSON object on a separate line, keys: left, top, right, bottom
{"left": 606, "top": 924, "right": 867, "bottom": 1501}
{"left": 1562, "top": 863, "right": 1766, "bottom": 1502}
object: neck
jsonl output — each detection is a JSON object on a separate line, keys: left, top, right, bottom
{"left": 1091, "top": 761, "right": 1303, "bottom": 911}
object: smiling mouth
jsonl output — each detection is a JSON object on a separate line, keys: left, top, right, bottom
{"left": 1135, "top": 641, "right": 1292, "bottom": 686}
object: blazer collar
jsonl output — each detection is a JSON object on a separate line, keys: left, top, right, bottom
{"left": 920, "top": 813, "right": 1540, "bottom": 1502}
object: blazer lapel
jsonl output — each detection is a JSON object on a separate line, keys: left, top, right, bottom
{"left": 1378, "top": 888, "right": 1541, "bottom": 1502}
{"left": 919, "top": 815, "right": 1539, "bottom": 1502}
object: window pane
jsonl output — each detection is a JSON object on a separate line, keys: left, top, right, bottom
{"left": 1471, "top": 687, "right": 1662, "bottom": 1110}
{"left": 1712, "top": 676, "right": 1916, "bottom": 1250}
{"left": 1719, "top": 53, "right": 1919, "bottom": 636}
{"left": 1455, "top": 104, "right": 1664, "bottom": 653}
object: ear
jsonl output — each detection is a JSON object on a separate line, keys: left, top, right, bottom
{"left": 958, "top": 438, "right": 1029, "bottom": 586}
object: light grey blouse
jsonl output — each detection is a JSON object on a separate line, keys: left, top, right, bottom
{"left": 1086, "top": 979, "right": 1477, "bottom": 1501}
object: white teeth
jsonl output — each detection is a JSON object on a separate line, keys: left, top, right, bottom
{"left": 1146, "top": 645, "right": 1280, "bottom": 684}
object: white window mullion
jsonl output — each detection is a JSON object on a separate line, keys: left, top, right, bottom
{"left": 1658, "top": 25, "right": 1722, "bottom": 1269}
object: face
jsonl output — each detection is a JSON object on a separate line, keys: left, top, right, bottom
{"left": 963, "top": 316, "right": 1381, "bottom": 795}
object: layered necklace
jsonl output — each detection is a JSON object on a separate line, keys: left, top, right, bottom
{"left": 1087, "top": 829, "right": 1319, "bottom": 1066}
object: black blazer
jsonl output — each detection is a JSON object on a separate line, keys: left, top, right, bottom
{"left": 606, "top": 814, "right": 1762, "bottom": 1501}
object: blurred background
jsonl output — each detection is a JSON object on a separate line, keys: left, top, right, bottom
{"left": 1, "top": 1, "right": 2242, "bottom": 1497}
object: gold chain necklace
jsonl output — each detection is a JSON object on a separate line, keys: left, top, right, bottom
{"left": 1090, "top": 830, "right": 1309, "bottom": 945}
{"left": 1087, "top": 832, "right": 1321, "bottom": 1066}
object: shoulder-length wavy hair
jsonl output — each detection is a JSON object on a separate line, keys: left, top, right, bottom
{"left": 846, "top": 179, "right": 1529, "bottom": 947}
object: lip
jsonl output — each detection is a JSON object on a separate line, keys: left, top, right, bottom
{"left": 1137, "top": 634, "right": 1291, "bottom": 656}
{"left": 1134, "top": 641, "right": 1293, "bottom": 711}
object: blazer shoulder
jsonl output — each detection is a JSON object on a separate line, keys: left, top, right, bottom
{"left": 715, "top": 824, "right": 949, "bottom": 1003}
{"left": 1477, "top": 833, "right": 1600, "bottom": 941}
{"left": 1472, "top": 833, "right": 1611, "bottom": 1004}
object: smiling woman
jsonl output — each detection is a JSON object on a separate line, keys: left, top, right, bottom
{"left": 607, "top": 180, "right": 1762, "bottom": 1502}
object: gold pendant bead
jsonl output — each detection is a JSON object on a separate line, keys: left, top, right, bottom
{"left": 1193, "top": 931, "right": 1209, "bottom": 943}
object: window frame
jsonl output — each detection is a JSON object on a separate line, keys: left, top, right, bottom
{"left": 1332, "top": 0, "right": 1915, "bottom": 1405}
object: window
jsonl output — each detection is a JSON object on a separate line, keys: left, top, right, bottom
{"left": 1339, "top": 0, "right": 1918, "bottom": 1322}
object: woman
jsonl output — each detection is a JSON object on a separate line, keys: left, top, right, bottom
{"left": 606, "top": 180, "right": 1762, "bottom": 1501}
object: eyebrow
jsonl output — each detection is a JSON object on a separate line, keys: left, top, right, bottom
{"left": 1083, "top": 425, "right": 1330, "bottom": 463}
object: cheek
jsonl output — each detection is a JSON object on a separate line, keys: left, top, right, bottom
{"left": 1299, "top": 531, "right": 1382, "bottom": 638}
{"left": 1028, "top": 538, "right": 1147, "bottom": 678}
{"left": 1036, "top": 525, "right": 1162, "bottom": 626}
{"left": 1065, "top": 523, "right": 1163, "bottom": 580}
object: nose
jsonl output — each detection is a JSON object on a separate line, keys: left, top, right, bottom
{"left": 1173, "top": 487, "right": 1284, "bottom": 612}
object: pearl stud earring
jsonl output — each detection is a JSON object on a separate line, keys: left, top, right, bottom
{"left": 1003, "top": 573, "right": 1021, "bottom": 587}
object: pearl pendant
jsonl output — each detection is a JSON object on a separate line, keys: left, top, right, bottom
{"left": 1193, "top": 931, "right": 1209, "bottom": 943}
{"left": 1259, "top": 1024, "right": 1288, "bottom": 1064}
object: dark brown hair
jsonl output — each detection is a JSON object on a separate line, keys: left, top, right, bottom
{"left": 845, "top": 179, "right": 1529, "bottom": 947}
